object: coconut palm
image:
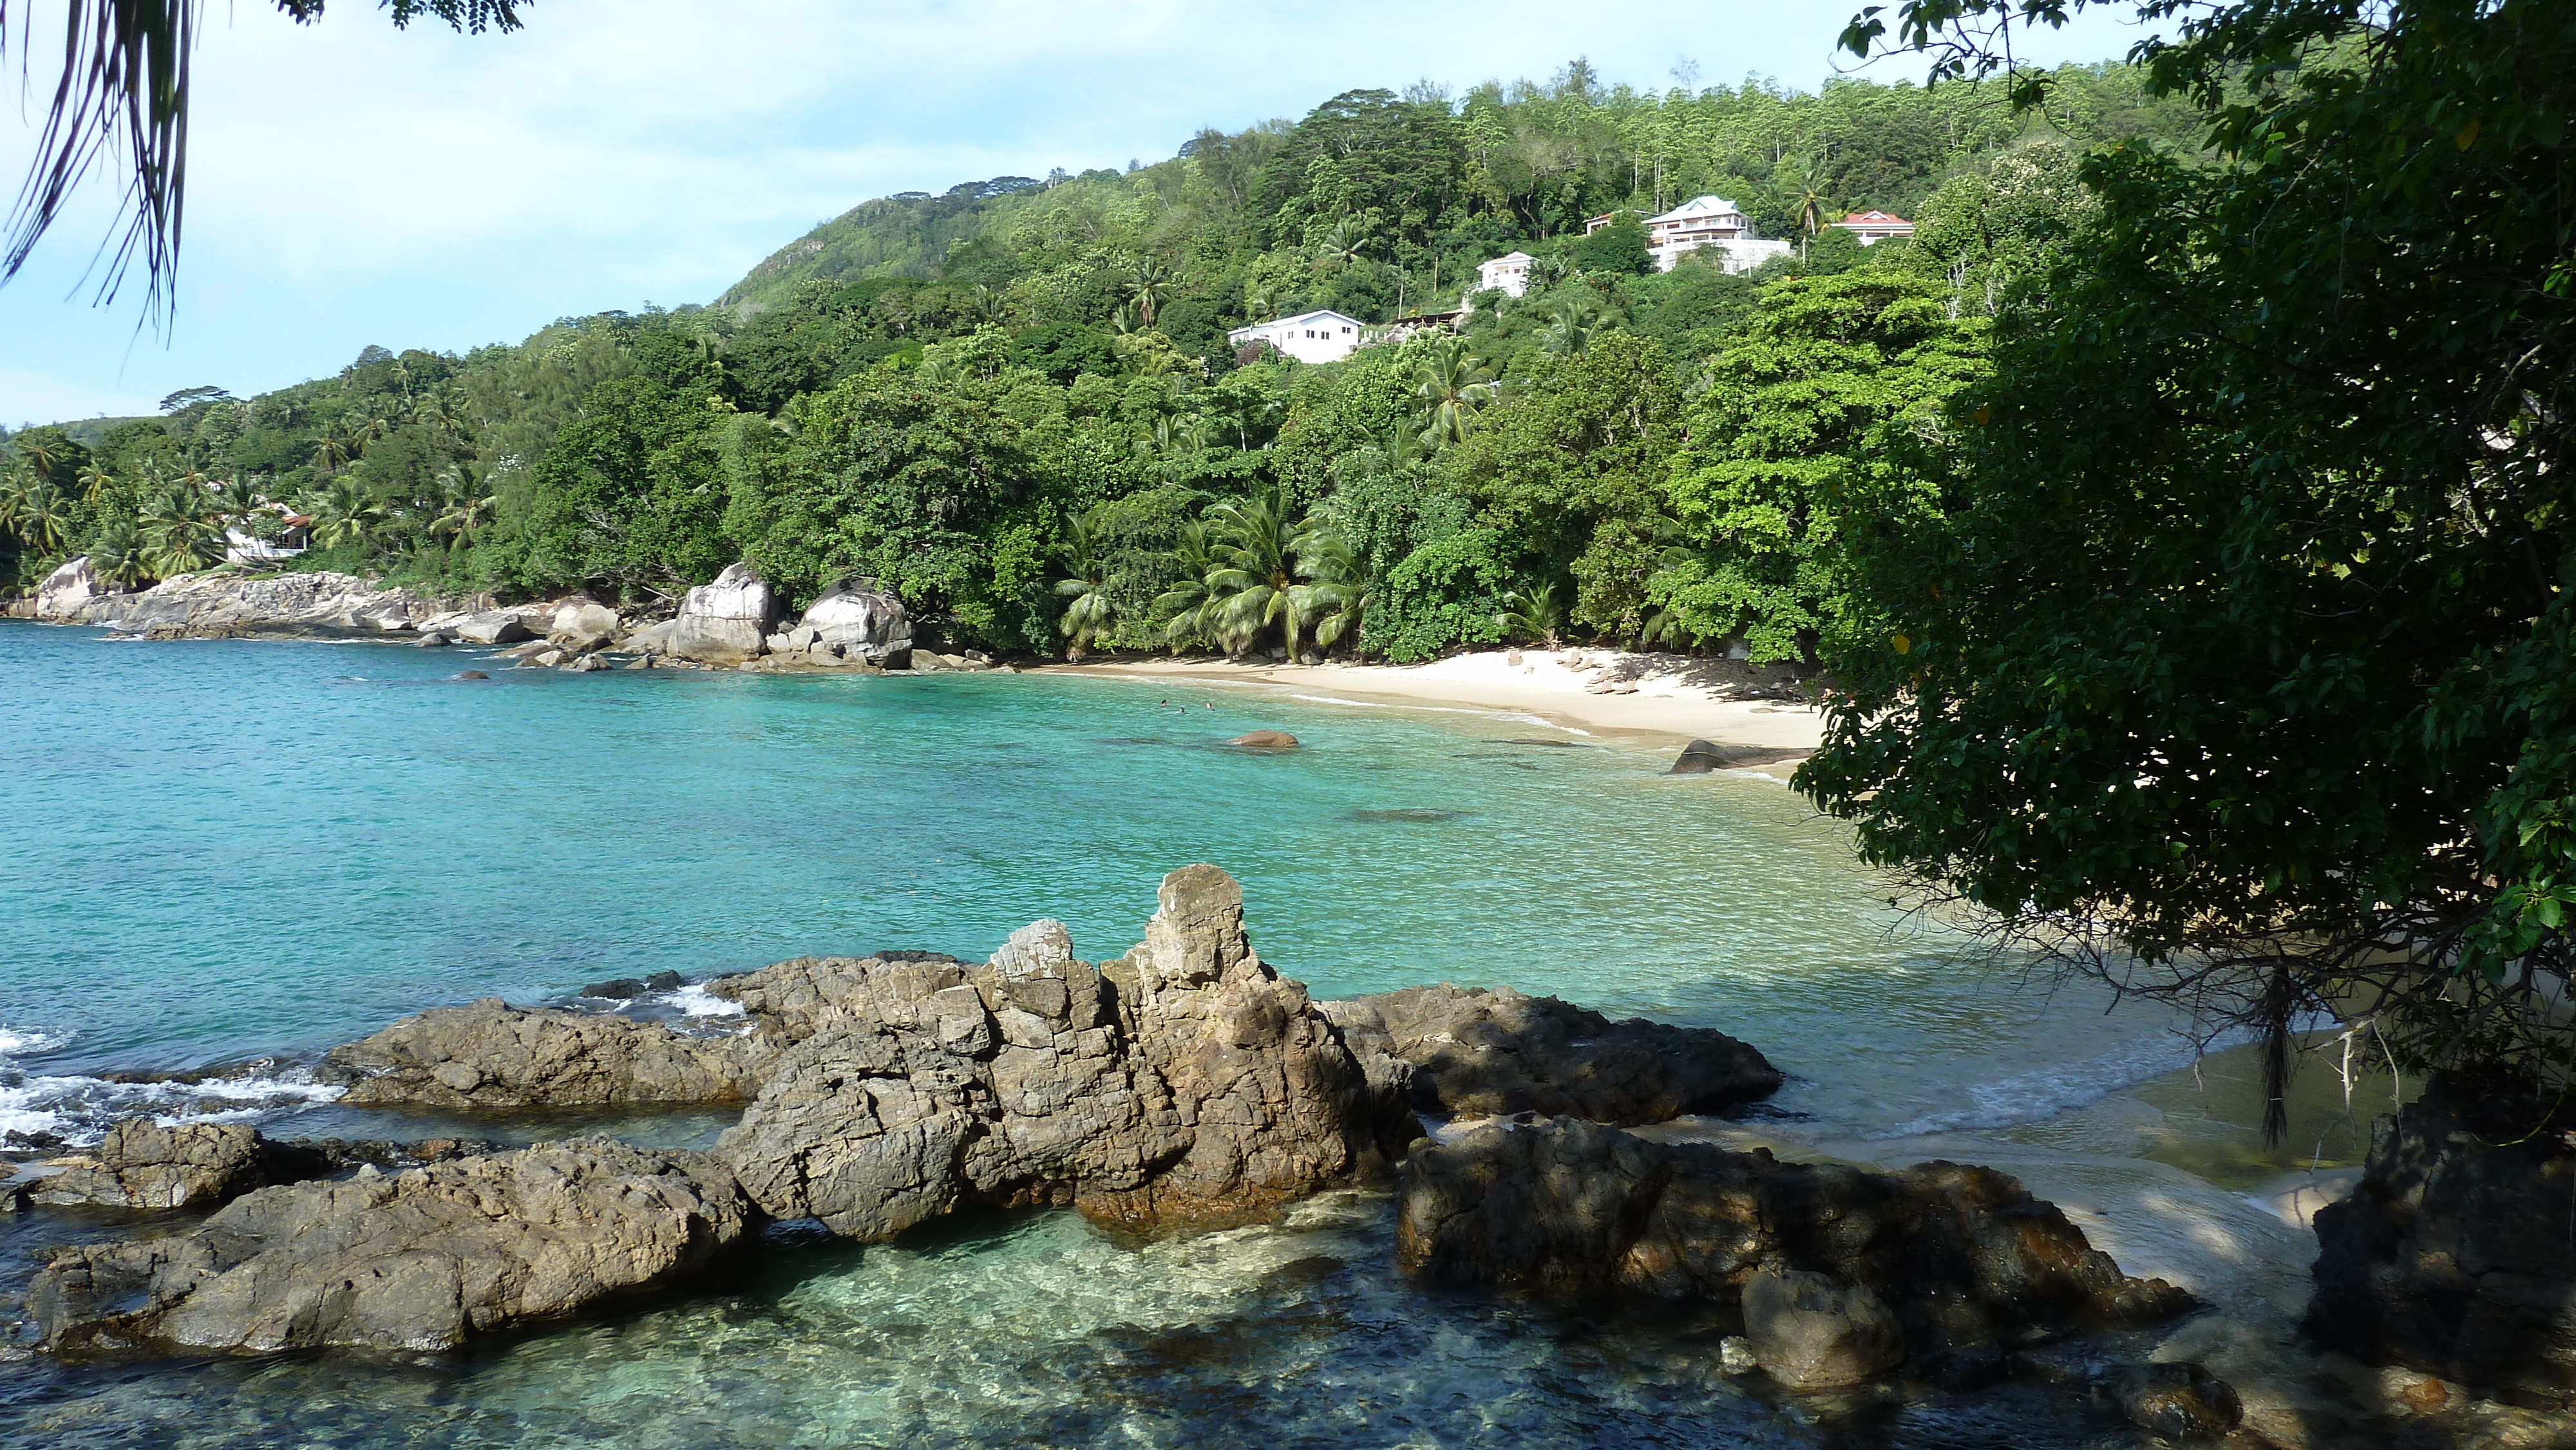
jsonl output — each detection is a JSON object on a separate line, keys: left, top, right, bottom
{"left": 1198, "top": 486, "right": 1365, "bottom": 660}
{"left": 1537, "top": 295, "right": 1598, "bottom": 357}
{"left": 1786, "top": 157, "right": 1832, "bottom": 259}
{"left": 75, "top": 460, "right": 115, "bottom": 507}
{"left": 310, "top": 428, "right": 357, "bottom": 477}
{"left": 6, "top": 471, "right": 71, "bottom": 555}
{"left": 1151, "top": 520, "right": 1224, "bottom": 653}
{"left": 1292, "top": 515, "right": 1368, "bottom": 652}
{"left": 140, "top": 483, "right": 224, "bottom": 577}
{"left": 1412, "top": 337, "right": 1497, "bottom": 449}
{"left": 90, "top": 513, "right": 151, "bottom": 587}
{"left": 429, "top": 466, "right": 496, "bottom": 546}
{"left": 305, "top": 476, "right": 386, "bottom": 550}
{"left": 1494, "top": 581, "right": 1568, "bottom": 649}
{"left": 1052, "top": 505, "right": 1119, "bottom": 660}
{"left": 1126, "top": 259, "right": 1182, "bottom": 329}
{"left": 1315, "top": 218, "right": 1371, "bottom": 270}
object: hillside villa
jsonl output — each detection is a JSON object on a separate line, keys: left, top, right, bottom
{"left": 1226, "top": 308, "right": 1367, "bottom": 364}
{"left": 1584, "top": 195, "right": 1792, "bottom": 274}
{"left": 1832, "top": 209, "right": 1915, "bottom": 245}
{"left": 1476, "top": 251, "right": 1536, "bottom": 297}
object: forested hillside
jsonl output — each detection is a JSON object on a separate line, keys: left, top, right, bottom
{"left": 0, "top": 57, "right": 2191, "bottom": 662}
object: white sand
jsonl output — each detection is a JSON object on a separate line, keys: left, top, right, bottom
{"left": 1038, "top": 648, "right": 1825, "bottom": 759}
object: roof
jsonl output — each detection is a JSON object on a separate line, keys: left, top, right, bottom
{"left": 1643, "top": 195, "right": 1744, "bottom": 225}
{"left": 1227, "top": 309, "right": 1367, "bottom": 339}
{"left": 1481, "top": 251, "right": 1536, "bottom": 265}
{"left": 1837, "top": 210, "right": 1913, "bottom": 226}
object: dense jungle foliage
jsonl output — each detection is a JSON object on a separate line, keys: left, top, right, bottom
{"left": 1, "top": 57, "right": 2191, "bottom": 662}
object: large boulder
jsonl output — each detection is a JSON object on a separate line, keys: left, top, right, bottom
{"left": 452, "top": 610, "right": 533, "bottom": 646}
{"left": 2310, "top": 1073, "right": 2576, "bottom": 1400}
{"left": 667, "top": 563, "right": 782, "bottom": 664}
{"left": 1320, "top": 983, "right": 1781, "bottom": 1125}
{"left": 322, "top": 999, "right": 771, "bottom": 1109}
{"left": 35, "top": 556, "right": 104, "bottom": 619}
{"left": 711, "top": 865, "right": 1377, "bottom": 1239}
{"left": 797, "top": 576, "right": 912, "bottom": 665}
{"left": 31, "top": 1120, "right": 265, "bottom": 1210}
{"left": 1398, "top": 1118, "right": 2193, "bottom": 1386}
{"left": 28, "top": 1139, "right": 753, "bottom": 1355}
{"left": 547, "top": 599, "right": 620, "bottom": 653}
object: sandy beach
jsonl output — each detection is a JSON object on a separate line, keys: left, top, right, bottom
{"left": 1037, "top": 648, "right": 1826, "bottom": 764}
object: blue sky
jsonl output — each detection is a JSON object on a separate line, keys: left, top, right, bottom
{"left": 0, "top": 0, "right": 2154, "bottom": 427}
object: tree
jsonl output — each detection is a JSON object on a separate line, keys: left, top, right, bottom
{"left": 1572, "top": 211, "right": 1653, "bottom": 274}
{"left": 1053, "top": 504, "right": 1117, "bottom": 659}
{"left": 1410, "top": 336, "right": 1495, "bottom": 449}
{"left": 1813, "top": 0, "right": 2576, "bottom": 1121}
{"left": 1126, "top": 258, "right": 1182, "bottom": 329}
{"left": 1494, "top": 581, "right": 1566, "bottom": 648}
{"left": 305, "top": 475, "right": 386, "bottom": 550}
{"left": 2, "top": 1, "right": 527, "bottom": 320}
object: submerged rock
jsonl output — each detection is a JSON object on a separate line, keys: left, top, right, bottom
{"left": 1397, "top": 1118, "right": 2194, "bottom": 1386}
{"left": 28, "top": 1139, "right": 752, "bottom": 1355}
{"left": 322, "top": 999, "right": 770, "bottom": 1109}
{"left": 2310, "top": 1073, "right": 2576, "bottom": 1400}
{"left": 1320, "top": 983, "right": 1781, "bottom": 1125}
{"left": 1669, "top": 739, "right": 1725, "bottom": 774}
{"left": 712, "top": 865, "right": 1378, "bottom": 1239}
{"left": 1226, "top": 730, "right": 1300, "bottom": 749}
{"left": 2096, "top": 1361, "right": 2244, "bottom": 1442}
{"left": 32, "top": 1120, "right": 267, "bottom": 1210}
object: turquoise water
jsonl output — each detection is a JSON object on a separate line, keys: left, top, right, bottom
{"left": 0, "top": 621, "right": 2222, "bottom": 1447}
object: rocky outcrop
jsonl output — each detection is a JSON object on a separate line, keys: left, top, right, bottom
{"left": 451, "top": 610, "right": 532, "bottom": 645}
{"left": 711, "top": 865, "right": 1377, "bottom": 1239}
{"left": 1320, "top": 983, "right": 1781, "bottom": 1125}
{"left": 28, "top": 1139, "right": 752, "bottom": 1355}
{"left": 59, "top": 571, "right": 487, "bottom": 638}
{"left": 547, "top": 600, "right": 620, "bottom": 653}
{"left": 791, "top": 576, "right": 911, "bottom": 666}
{"left": 322, "top": 999, "right": 770, "bottom": 1109}
{"left": 659, "top": 563, "right": 781, "bottom": 664}
{"left": 34, "top": 556, "right": 105, "bottom": 619}
{"left": 1399, "top": 1118, "right": 2194, "bottom": 1387}
{"left": 31, "top": 1120, "right": 266, "bottom": 1210}
{"left": 2309, "top": 1074, "right": 2576, "bottom": 1400}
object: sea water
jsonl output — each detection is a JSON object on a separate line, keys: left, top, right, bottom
{"left": 0, "top": 623, "right": 2344, "bottom": 1447}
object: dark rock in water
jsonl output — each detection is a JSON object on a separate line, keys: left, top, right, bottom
{"left": 1501, "top": 737, "right": 1582, "bottom": 748}
{"left": 1669, "top": 739, "right": 1725, "bottom": 773}
{"left": 1346, "top": 808, "right": 1467, "bottom": 823}
{"left": 1669, "top": 739, "right": 1808, "bottom": 774}
{"left": 415, "top": 632, "right": 450, "bottom": 647}
{"left": 4, "top": 1128, "right": 67, "bottom": 1157}
{"left": 28, "top": 1139, "right": 753, "bottom": 1355}
{"left": 712, "top": 865, "right": 1379, "bottom": 1239}
{"left": 2310, "top": 1072, "right": 2576, "bottom": 1399}
{"left": 2093, "top": 1361, "right": 2243, "bottom": 1442}
{"left": 451, "top": 670, "right": 489, "bottom": 681}
{"left": 1226, "top": 730, "right": 1300, "bottom": 749}
{"left": 1320, "top": 983, "right": 1781, "bottom": 1125}
{"left": 578, "top": 970, "right": 686, "bottom": 1000}
{"left": 31, "top": 1120, "right": 267, "bottom": 1210}
{"left": 322, "top": 999, "right": 770, "bottom": 1109}
{"left": 1397, "top": 1118, "right": 2195, "bottom": 1387}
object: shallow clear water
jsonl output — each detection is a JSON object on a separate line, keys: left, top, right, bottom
{"left": 0, "top": 621, "right": 2281, "bottom": 1446}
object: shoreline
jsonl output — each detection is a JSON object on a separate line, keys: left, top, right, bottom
{"left": 1037, "top": 650, "right": 1826, "bottom": 765}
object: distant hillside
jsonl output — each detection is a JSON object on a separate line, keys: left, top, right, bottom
{"left": 721, "top": 173, "right": 1113, "bottom": 312}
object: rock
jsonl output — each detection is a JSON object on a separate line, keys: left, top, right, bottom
{"left": 1742, "top": 1266, "right": 1906, "bottom": 1389}
{"left": 453, "top": 610, "right": 532, "bottom": 646}
{"left": 451, "top": 670, "right": 489, "bottom": 681}
{"left": 1669, "top": 739, "right": 1725, "bottom": 774}
{"left": 1319, "top": 983, "right": 1781, "bottom": 1125}
{"left": 416, "top": 632, "right": 450, "bottom": 647}
{"left": 1227, "top": 730, "right": 1300, "bottom": 749}
{"left": 797, "top": 577, "right": 913, "bottom": 666}
{"left": 51, "top": 573, "right": 491, "bottom": 637}
{"left": 579, "top": 971, "right": 686, "bottom": 1000}
{"left": 548, "top": 599, "right": 619, "bottom": 653}
{"left": 35, "top": 556, "right": 106, "bottom": 619}
{"left": 2309, "top": 1072, "right": 2576, "bottom": 1398}
{"left": 523, "top": 648, "right": 566, "bottom": 668}
{"left": 666, "top": 563, "right": 782, "bottom": 664}
{"left": 1718, "top": 1335, "right": 1759, "bottom": 1375}
{"left": 564, "top": 654, "right": 611, "bottom": 673}
{"left": 2096, "top": 1362, "right": 2244, "bottom": 1442}
{"left": 322, "top": 999, "right": 771, "bottom": 1109}
{"left": 28, "top": 1139, "right": 753, "bottom": 1355}
{"left": 31, "top": 1120, "right": 265, "bottom": 1210}
{"left": 1398, "top": 1118, "right": 2194, "bottom": 1381}
{"left": 710, "top": 865, "right": 1376, "bottom": 1240}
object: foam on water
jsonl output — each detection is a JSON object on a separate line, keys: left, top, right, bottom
{"left": 666, "top": 984, "right": 746, "bottom": 1019}
{"left": 0, "top": 1065, "right": 341, "bottom": 1144}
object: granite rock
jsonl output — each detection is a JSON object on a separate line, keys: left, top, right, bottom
{"left": 665, "top": 563, "right": 781, "bottom": 664}
{"left": 323, "top": 999, "right": 770, "bottom": 1109}
{"left": 31, "top": 1120, "right": 266, "bottom": 1210}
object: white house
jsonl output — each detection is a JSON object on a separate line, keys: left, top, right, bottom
{"left": 1585, "top": 195, "right": 1791, "bottom": 274}
{"left": 1227, "top": 309, "right": 1368, "bottom": 364}
{"left": 223, "top": 504, "right": 310, "bottom": 565}
{"left": 1475, "top": 251, "right": 1536, "bottom": 297}
{"left": 1832, "top": 209, "right": 1915, "bottom": 245}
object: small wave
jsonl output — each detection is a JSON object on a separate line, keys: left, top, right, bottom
{"left": 0, "top": 1026, "right": 72, "bottom": 1057}
{"left": 0, "top": 1068, "right": 342, "bottom": 1146}
{"left": 1875, "top": 1023, "right": 2289, "bottom": 1138}
{"left": 667, "top": 984, "right": 746, "bottom": 1019}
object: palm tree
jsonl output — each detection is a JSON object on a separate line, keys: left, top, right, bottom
{"left": 1315, "top": 218, "right": 1372, "bottom": 270}
{"left": 76, "top": 460, "right": 115, "bottom": 507}
{"left": 1412, "top": 337, "right": 1497, "bottom": 449}
{"left": 1127, "top": 258, "right": 1182, "bottom": 329}
{"left": 430, "top": 466, "right": 496, "bottom": 546}
{"left": 90, "top": 513, "right": 151, "bottom": 587}
{"left": 10, "top": 473, "right": 71, "bottom": 556}
{"left": 1292, "top": 514, "right": 1367, "bottom": 653}
{"left": 1787, "top": 157, "right": 1832, "bottom": 260}
{"left": 1053, "top": 506, "right": 1119, "bottom": 659}
{"left": 1537, "top": 295, "right": 1598, "bottom": 357}
{"left": 305, "top": 476, "right": 386, "bottom": 551}
{"left": 1198, "top": 487, "right": 1366, "bottom": 661}
{"left": 1495, "top": 581, "right": 1568, "bottom": 649}
{"left": 1151, "top": 520, "right": 1224, "bottom": 653}
{"left": 13, "top": 431, "right": 67, "bottom": 482}
{"left": 140, "top": 482, "right": 223, "bottom": 577}
{"left": 310, "top": 428, "right": 357, "bottom": 477}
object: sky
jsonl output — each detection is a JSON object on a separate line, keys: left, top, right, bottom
{"left": 0, "top": 0, "right": 2155, "bottom": 428}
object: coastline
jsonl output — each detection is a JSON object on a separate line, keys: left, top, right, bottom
{"left": 1037, "top": 649, "right": 1826, "bottom": 766}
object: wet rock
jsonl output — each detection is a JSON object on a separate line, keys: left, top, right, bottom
{"left": 1226, "top": 730, "right": 1300, "bottom": 749}
{"left": 35, "top": 556, "right": 106, "bottom": 619}
{"left": 522, "top": 648, "right": 566, "bottom": 668}
{"left": 1743, "top": 1266, "right": 1906, "bottom": 1389}
{"left": 564, "top": 654, "right": 611, "bottom": 673}
{"left": 28, "top": 1139, "right": 753, "bottom": 1355}
{"left": 579, "top": 971, "right": 686, "bottom": 1001}
{"left": 452, "top": 610, "right": 531, "bottom": 646}
{"left": 1397, "top": 1118, "right": 2194, "bottom": 1383}
{"left": 712, "top": 866, "right": 1376, "bottom": 1240}
{"left": 2310, "top": 1072, "right": 2576, "bottom": 1398}
{"left": 322, "top": 999, "right": 770, "bottom": 1109}
{"left": 1320, "top": 983, "right": 1781, "bottom": 1125}
{"left": 1669, "top": 739, "right": 1725, "bottom": 773}
{"left": 663, "top": 563, "right": 781, "bottom": 664}
{"left": 31, "top": 1120, "right": 266, "bottom": 1210}
{"left": 415, "top": 632, "right": 450, "bottom": 646}
{"left": 547, "top": 600, "right": 619, "bottom": 653}
{"left": 451, "top": 670, "right": 489, "bottom": 681}
{"left": 2095, "top": 1361, "right": 2243, "bottom": 1442}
